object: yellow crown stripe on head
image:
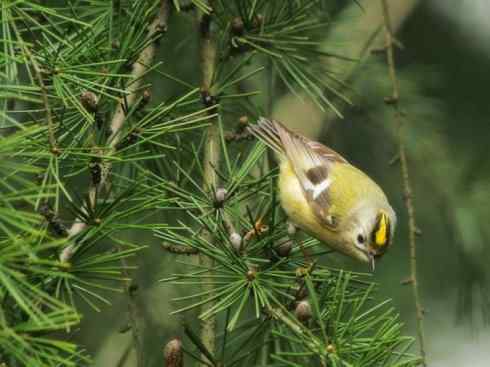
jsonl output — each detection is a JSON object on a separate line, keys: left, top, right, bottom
{"left": 374, "top": 213, "right": 388, "bottom": 247}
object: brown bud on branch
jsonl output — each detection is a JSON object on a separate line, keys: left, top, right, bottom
{"left": 164, "top": 338, "right": 183, "bottom": 367}
{"left": 295, "top": 300, "right": 312, "bottom": 323}
{"left": 80, "top": 91, "right": 98, "bottom": 113}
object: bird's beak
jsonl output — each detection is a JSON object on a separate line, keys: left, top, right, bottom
{"left": 368, "top": 253, "right": 376, "bottom": 272}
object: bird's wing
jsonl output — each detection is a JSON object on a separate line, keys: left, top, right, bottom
{"left": 249, "top": 117, "right": 348, "bottom": 229}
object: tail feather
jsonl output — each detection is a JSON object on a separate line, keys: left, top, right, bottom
{"left": 247, "top": 117, "right": 285, "bottom": 156}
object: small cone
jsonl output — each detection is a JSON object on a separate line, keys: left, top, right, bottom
{"left": 295, "top": 300, "right": 312, "bottom": 322}
{"left": 164, "top": 338, "right": 183, "bottom": 367}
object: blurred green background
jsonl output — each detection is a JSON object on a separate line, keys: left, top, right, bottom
{"left": 72, "top": 1, "right": 490, "bottom": 366}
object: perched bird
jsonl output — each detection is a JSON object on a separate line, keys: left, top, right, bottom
{"left": 248, "top": 118, "right": 396, "bottom": 269}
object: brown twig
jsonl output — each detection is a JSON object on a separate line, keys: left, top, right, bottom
{"left": 10, "top": 23, "right": 58, "bottom": 153}
{"left": 198, "top": 4, "right": 219, "bottom": 364}
{"left": 398, "top": 125, "right": 427, "bottom": 365}
{"left": 33, "top": 58, "right": 58, "bottom": 153}
{"left": 381, "top": 0, "right": 400, "bottom": 104}
{"left": 380, "top": 0, "right": 427, "bottom": 365}
{"left": 119, "top": 248, "right": 144, "bottom": 367}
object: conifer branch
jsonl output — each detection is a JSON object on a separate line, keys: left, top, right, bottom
{"left": 198, "top": 3, "right": 219, "bottom": 363}
{"left": 63, "top": 3, "right": 170, "bottom": 363}
{"left": 398, "top": 118, "right": 427, "bottom": 366}
{"left": 67, "top": 0, "right": 170, "bottom": 239}
{"left": 380, "top": 1, "right": 427, "bottom": 365}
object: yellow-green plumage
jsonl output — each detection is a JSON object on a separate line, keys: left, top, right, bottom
{"left": 248, "top": 117, "right": 396, "bottom": 265}
{"left": 279, "top": 160, "right": 387, "bottom": 262}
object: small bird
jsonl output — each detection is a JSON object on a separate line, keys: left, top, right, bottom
{"left": 248, "top": 118, "right": 396, "bottom": 269}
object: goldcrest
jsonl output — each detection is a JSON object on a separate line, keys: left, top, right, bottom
{"left": 248, "top": 118, "right": 396, "bottom": 269}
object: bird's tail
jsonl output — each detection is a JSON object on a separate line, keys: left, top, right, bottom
{"left": 247, "top": 117, "right": 287, "bottom": 156}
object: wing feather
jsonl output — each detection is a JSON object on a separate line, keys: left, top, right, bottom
{"left": 248, "top": 117, "right": 348, "bottom": 228}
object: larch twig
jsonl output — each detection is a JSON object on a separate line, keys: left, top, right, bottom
{"left": 198, "top": 5, "right": 219, "bottom": 364}
{"left": 380, "top": 0, "right": 427, "bottom": 365}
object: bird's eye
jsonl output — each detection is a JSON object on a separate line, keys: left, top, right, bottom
{"left": 357, "top": 234, "right": 366, "bottom": 244}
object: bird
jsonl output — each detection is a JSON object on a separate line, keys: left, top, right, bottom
{"left": 247, "top": 117, "right": 396, "bottom": 270}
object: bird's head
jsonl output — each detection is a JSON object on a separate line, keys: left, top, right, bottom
{"left": 346, "top": 204, "right": 396, "bottom": 270}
